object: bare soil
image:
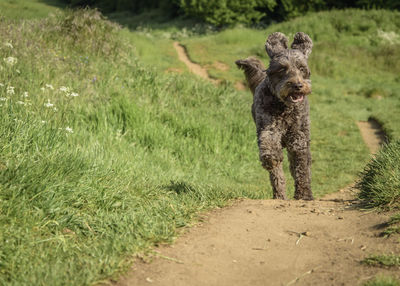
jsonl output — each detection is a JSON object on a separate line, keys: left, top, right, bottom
{"left": 118, "top": 195, "right": 399, "bottom": 286}
{"left": 356, "top": 119, "right": 388, "bottom": 154}
{"left": 173, "top": 42, "right": 217, "bottom": 84}
{"left": 114, "top": 46, "right": 399, "bottom": 286}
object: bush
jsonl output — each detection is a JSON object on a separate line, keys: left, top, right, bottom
{"left": 357, "top": 140, "right": 400, "bottom": 209}
{"left": 178, "top": 0, "right": 276, "bottom": 26}
{"left": 65, "top": 0, "right": 400, "bottom": 26}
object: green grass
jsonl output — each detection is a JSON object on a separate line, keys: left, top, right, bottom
{"left": 0, "top": 0, "right": 66, "bottom": 20}
{"left": 364, "top": 276, "right": 400, "bottom": 286}
{"left": 179, "top": 9, "right": 400, "bottom": 139}
{"left": 357, "top": 141, "right": 400, "bottom": 210}
{"left": 0, "top": 9, "right": 270, "bottom": 285}
{"left": 362, "top": 254, "right": 400, "bottom": 267}
{"left": 380, "top": 213, "right": 400, "bottom": 237}
{"left": 0, "top": 4, "right": 399, "bottom": 286}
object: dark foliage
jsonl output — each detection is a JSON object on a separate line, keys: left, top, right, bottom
{"left": 64, "top": 0, "right": 400, "bottom": 26}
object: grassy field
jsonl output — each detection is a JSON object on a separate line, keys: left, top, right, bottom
{"left": 0, "top": 1, "right": 400, "bottom": 285}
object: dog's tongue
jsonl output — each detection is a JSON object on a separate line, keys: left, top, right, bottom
{"left": 290, "top": 94, "right": 304, "bottom": 103}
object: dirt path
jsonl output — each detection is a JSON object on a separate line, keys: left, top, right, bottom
{"left": 115, "top": 121, "right": 398, "bottom": 285}
{"left": 173, "top": 41, "right": 248, "bottom": 89}
{"left": 173, "top": 42, "right": 217, "bottom": 84}
{"left": 115, "top": 48, "right": 398, "bottom": 286}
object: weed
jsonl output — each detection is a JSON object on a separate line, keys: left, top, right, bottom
{"left": 362, "top": 254, "right": 400, "bottom": 267}
{"left": 381, "top": 213, "right": 400, "bottom": 237}
{"left": 364, "top": 275, "right": 400, "bottom": 286}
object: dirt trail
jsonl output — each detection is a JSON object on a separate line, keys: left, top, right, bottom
{"left": 115, "top": 123, "right": 398, "bottom": 286}
{"left": 173, "top": 42, "right": 217, "bottom": 84}
{"left": 115, "top": 48, "right": 398, "bottom": 286}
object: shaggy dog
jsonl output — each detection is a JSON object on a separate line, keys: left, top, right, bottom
{"left": 236, "top": 32, "right": 314, "bottom": 200}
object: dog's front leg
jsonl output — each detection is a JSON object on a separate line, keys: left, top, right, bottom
{"left": 288, "top": 147, "right": 313, "bottom": 200}
{"left": 258, "top": 130, "right": 287, "bottom": 199}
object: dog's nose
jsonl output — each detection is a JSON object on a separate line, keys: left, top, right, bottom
{"left": 293, "top": 82, "right": 303, "bottom": 90}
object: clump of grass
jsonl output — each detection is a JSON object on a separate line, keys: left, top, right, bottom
{"left": 357, "top": 140, "right": 400, "bottom": 209}
{"left": 381, "top": 213, "right": 400, "bottom": 237}
{"left": 364, "top": 275, "right": 400, "bottom": 286}
{"left": 45, "top": 8, "right": 122, "bottom": 56}
{"left": 362, "top": 254, "right": 400, "bottom": 267}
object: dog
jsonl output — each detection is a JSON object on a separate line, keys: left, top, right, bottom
{"left": 236, "top": 32, "right": 314, "bottom": 200}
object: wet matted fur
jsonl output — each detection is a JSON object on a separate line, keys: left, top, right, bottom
{"left": 236, "top": 32, "right": 314, "bottom": 200}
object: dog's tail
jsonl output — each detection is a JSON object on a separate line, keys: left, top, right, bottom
{"left": 235, "top": 57, "right": 266, "bottom": 95}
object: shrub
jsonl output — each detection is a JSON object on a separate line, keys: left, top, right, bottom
{"left": 178, "top": 0, "right": 277, "bottom": 26}
{"left": 357, "top": 140, "right": 400, "bottom": 209}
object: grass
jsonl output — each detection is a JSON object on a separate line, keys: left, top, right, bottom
{"left": 0, "top": 3, "right": 399, "bottom": 286}
{"left": 364, "top": 276, "right": 400, "bottom": 286}
{"left": 179, "top": 9, "right": 400, "bottom": 139}
{"left": 357, "top": 141, "right": 400, "bottom": 210}
{"left": 362, "top": 254, "right": 400, "bottom": 267}
{"left": 0, "top": 8, "right": 271, "bottom": 285}
{"left": 0, "top": 0, "right": 66, "bottom": 20}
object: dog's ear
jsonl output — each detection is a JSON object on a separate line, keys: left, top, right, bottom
{"left": 265, "top": 32, "right": 288, "bottom": 59}
{"left": 291, "top": 32, "right": 313, "bottom": 58}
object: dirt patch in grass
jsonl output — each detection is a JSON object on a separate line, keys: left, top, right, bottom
{"left": 234, "top": 81, "right": 246, "bottom": 91}
{"left": 173, "top": 41, "right": 217, "bottom": 84}
{"left": 357, "top": 118, "right": 388, "bottom": 154}
{"left": 213, "top": 61, "right": 230, "bottom": 71}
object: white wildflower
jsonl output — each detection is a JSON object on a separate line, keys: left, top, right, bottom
{"left": 23, "top": 92, "right": 28, "bottom": 97}
{"left": 4, "top": 42, "right": 13, "bottom": 49}
{"left": 6, "top": 86, "right": 14, "bottom": 95}
{"left": 0, "top": 97, "right": 7, "bottom": 101}
{"left": 53, "top": 107, "right": 58, "bottom": 112}
{"left": 59, "top": 86, "right": 69, "bottom": 92}
{"left": 4, "top": 57, "right": 17, "bottom": 66}
{"left": 70, "top": 92, "right": 79, "bottom": 97}
{"left": 16, "top": 101, "right": 25, "bottom": 105}
{"left": 44, "top": 99, "right": 54, "bottom": 108}
{"left": 41, "top": 120, "right": 46, "bottom": 124}
{"left": 45, "top": 84, "right": 54, "bottom": 90}
{"left": 0, "top": 83, "right": 4, "bottom": 87}
{"left": 40, "top": 87, "right": 45, "bottom": 92}
{"left": 65, "top": 127, "right": 73, "bottom": 133}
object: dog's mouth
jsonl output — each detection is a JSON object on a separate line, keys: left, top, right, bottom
{"left": 289, "top": 92, "right": 304, "bottom": 103}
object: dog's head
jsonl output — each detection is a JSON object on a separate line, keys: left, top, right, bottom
{"left": 265, "top": 32, "right": 313, "bottom": 105}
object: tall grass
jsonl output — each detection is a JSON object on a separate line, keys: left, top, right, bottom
{"left": 0, "top": 6, "right": 398, "bottom": 285}
{"left": 357, "top": 141, "right": 400, "bottom": 209}
{"left": 0, "top": 9, "right": 271, "bottom": 285}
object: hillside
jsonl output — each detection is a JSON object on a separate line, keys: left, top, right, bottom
{"left": 0, "top": 4, "right": 399, "bottom": 285}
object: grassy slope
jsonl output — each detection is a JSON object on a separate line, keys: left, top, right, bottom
{"left": 0, "top": 0, "right": 65, "bottom": 20}
{"left": 0, "top": 4, "right": 399, "bottom": 286}
{"left": 0, "top": 8, "right": 268, "bottom": 286}
{"left": 181, "top": 9, "right": 400, "bottom": 139}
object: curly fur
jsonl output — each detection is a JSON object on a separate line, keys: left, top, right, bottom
{"left": 235, "top": 57, "right": 266, "bottom": 95}
{"left": 236, "top": 32, "right": 314, "bottom": 200}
